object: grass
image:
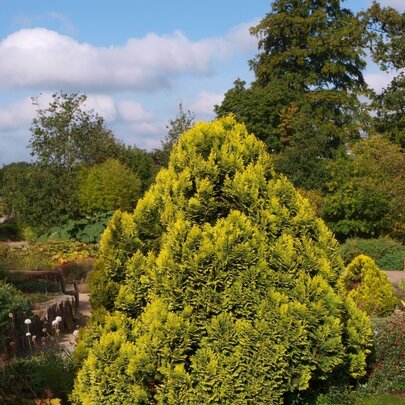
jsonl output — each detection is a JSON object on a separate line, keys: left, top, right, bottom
{"left": 352, "top": 394, "right": 405, "bottom": 405}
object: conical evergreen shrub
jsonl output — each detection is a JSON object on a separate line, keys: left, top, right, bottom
{"left": 72, "top": 117, "right": 371, "bottom": 404}
{"left": 340, "top": 254, "right": 397, "bottom": 317}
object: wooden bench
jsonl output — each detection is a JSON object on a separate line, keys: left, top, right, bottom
{"left": 7, "top": 269, "right": 79, "bottom": 308}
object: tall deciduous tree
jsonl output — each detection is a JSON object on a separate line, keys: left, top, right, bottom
{"left": 216, "top": 0, "right": 368, "bottom": 190}
{"left": 363, "top": 1, "right": 404, "bottom": 71}
{"left": 371, "top": 73, "right": 405, "bottom": 147}
{"left": 18, "top": 92, "right": 124, "bottom": 231}
{"left": 73, "top": 117, "right": 371, "bottom": 404}
{"left": 30, "top": 92, "right": 122, "bottom": 171}
{"left": 249, "top": 0, "right": 366, "bottom": 91}
{"left": 154, "top": 103, "right": 195, "bottom": 167}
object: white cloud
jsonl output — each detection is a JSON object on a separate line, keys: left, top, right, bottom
{"left": 198, "top": 21, "right": 258, "bottom": 60}
{"left": 377, "top": 0, "right": 405, "bottom": 11}
{"left": 125, "top": 121, "right": 166, "bottom": 150}
{"left": 117, "top": 100, "right": 154, "bottom": 123}
{"left": 129, "top": 121, "right": 164, "bottom": 136}
{"left": 365, "top": 71, "right": 396, "bottom": 93}
{"left": 0, "top": 97, "right": 36, "bottom": 131}
{"left": 0, "top": 24, "right": 256, "bottom": 93}
{"left": 85, "top": 94, "right": 117, "bottom": 122}
{"left": 190, "top": 91, "right": 224, "bottom": 115}
{"left": 0, "top": 93, "right": 118, "bottom": 133}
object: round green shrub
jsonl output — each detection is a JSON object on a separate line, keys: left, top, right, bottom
{"left": 74, "top": 117, "right": 372, "bottom": 404}
{"left": 340, "top": 255, "right": 397, "bottom": 316}
{"left": 78, "top": 158, "right": 142, "bottom": 214}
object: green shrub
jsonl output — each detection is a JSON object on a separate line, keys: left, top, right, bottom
{"left": 72, "top": 307, "right": 108, "bottom": 369}
{"left": 340, "top": 255, "right": 397, "bottom": 317}
{"left": 73, "top": 117, "right": 372, "bottom": 404}
{"left": 340, "top": 237, "right": 405, "bottom": 270}
{"left": 0, "top": 280, "right": 31, "bottom": 347}
{"left": 0, "top": 245, "right": 8, "bottom": 279}
{"left": 315, "top": 385, "right": 359, "bottom": 405}
{"left": 78, "top": 158, "right": 142, "bottom": 214}
{"left": 0, "top": 351, "right": 74, "bottom": 402}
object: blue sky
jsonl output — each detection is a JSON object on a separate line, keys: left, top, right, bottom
{"left": 0, "top": 0, "right": 402, "bottom": 165}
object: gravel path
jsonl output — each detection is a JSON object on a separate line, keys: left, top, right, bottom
{"left": 60, "top": 292, "right": 92, "bottom": 352}
{"left": 76, "top": 293, "right": 92, "bottom": 326}
{"left": 384, "top": 270, "right": 405, "bottom": 284}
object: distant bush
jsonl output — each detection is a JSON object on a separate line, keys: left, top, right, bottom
{"left": 78, "top": 158, "right": 142, "bottom": 214}
{"left": 61, "top": 259, "right": 95, "bottom": 282}
{"left": 340, "top": 255, "right": 397, "bottom": 317}
{"left": 340, "top": 237, "right": 405, "bottom": 270}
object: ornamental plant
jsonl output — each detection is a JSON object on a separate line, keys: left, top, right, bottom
{"left": 73, "top": 117, "right": 371, "bottom": 404}
{"left": 339, "top": 254, "right": 397, "bottom": 317}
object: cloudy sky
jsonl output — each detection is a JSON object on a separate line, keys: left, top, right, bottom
{"left": 0, "top": 0, "right": 402, "bottom": 165}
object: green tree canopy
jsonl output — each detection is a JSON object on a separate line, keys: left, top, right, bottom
{"left": 120, "top": 145, "right": 157, "bottom": 191}
{"left": 73, "top": 117, "right": 371, "bottom": 404}
{"left": 321, "top": 136, "right": 405, "bottom": 241}
{"left": 249, "top": 0, "right": 366, "bottom": 91}
{"left": 78, "top": 158, "right": 142, "bottom": 214}
{"left": 216, "top": 0, "right": 368, "bottom": 190}
{"left": 362, "top": 1, "right": 404, "bottom": 71}
{"left": 153, "top": 103, "right": 195, "bottom": 167}
{"left": 30, "top": 92, "right": 122, "bottom": 171}
{"left": 371, "top": 72, "right": 405, "bottom": 147}
{"left": 0, "top": 162, "right": 79, "bottom": 232}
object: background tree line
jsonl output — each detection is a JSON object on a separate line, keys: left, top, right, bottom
{"left": 0, "top": 93, "right": 194, "bottom": 242}
{"left": 0, "top": 0, "right": 404, "bottom": 246}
